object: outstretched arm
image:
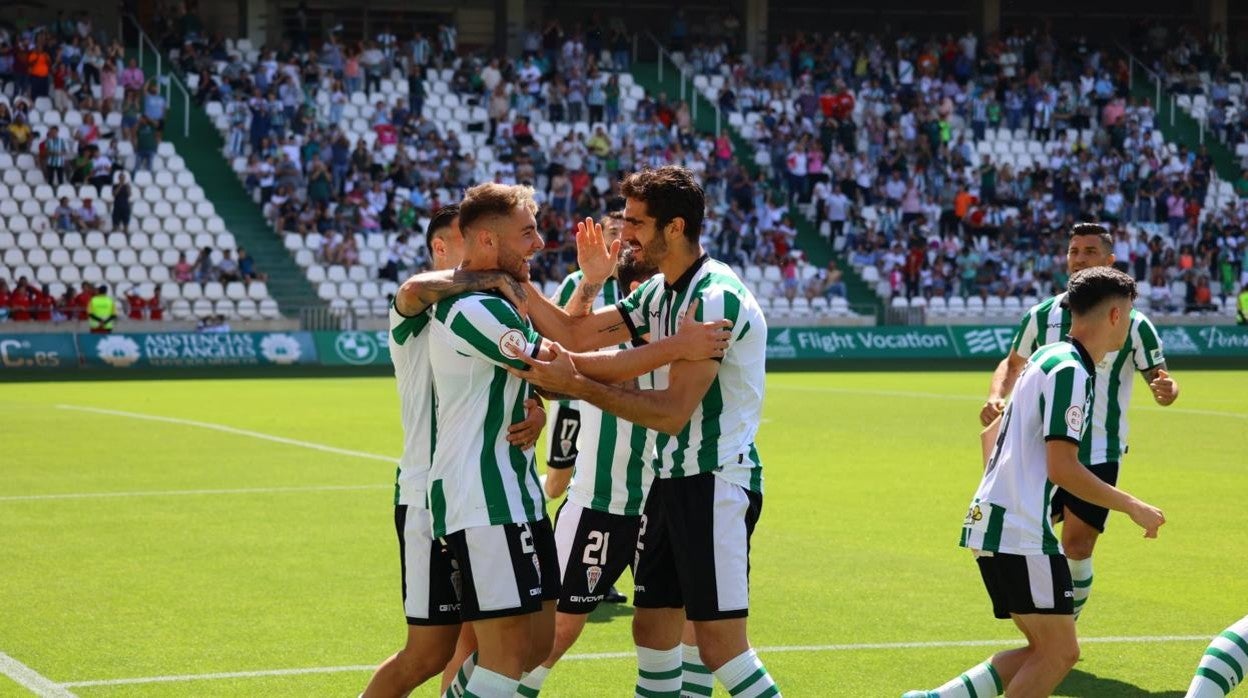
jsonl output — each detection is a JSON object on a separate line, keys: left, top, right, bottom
{"left": 1047, "top": 440, "right": 1165, "bottom": 537}
{"left": 561, "top": 299, "right": 731, "bottom": 384}
{"left": 393, "top": 268, "right": 528, "bottom": 318}
{"left": 513, "top": 346, "right": 719, "bottom": 436}
{"left": 527, "top": 289, "right": 635, "bottom": 352}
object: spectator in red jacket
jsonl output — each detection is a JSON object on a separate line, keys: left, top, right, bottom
{"left": 72, "top": 282, "right": 95, "bottom": 320}
{"left": 32, "top": 284, "right": 54, "bottom": 321}
{"left": 147, "top": 287, "right": 164, "bottom": 321}
{"left": 125, "top": 288, "right": 146, "bottom": 320}
{"left": 9, "top": 279, "right": 32, "bottom": 321}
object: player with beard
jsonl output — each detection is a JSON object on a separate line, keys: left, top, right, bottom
{"left": 518, "top": 210, "right": 671, "bottom": 696}
{"left": 430, "top": 183, "right": 733, "bottom": 697}
{"left": 514, "top": 167, "right": 780, "bottom": 697}
{"left": 363, "top": 205, "right": 545, "bottom": 698}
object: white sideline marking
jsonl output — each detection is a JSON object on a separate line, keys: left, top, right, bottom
{"left": 56, "top": 405, "right": 398, "bottom": 461}
{"left": 58, "top": 634, "right": 1212, "bottom": 688}
{"left": 0, "top": 484, "right": 388, "bottom": 502}
{"left": 0, "top": 652, "right": 77, "bottom": 697}
{"left": 768, "top": 384, "right": 1248, "bottom": 420}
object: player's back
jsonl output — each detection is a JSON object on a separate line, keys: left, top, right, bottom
{"left": 427, "top": 291, "right": 546, "bottom": 538}
{"left": 388, "top": 303, "right": 435, "bottom": 508}
{"left": 962, "top": 340, "right": 1094, "bottom": 556}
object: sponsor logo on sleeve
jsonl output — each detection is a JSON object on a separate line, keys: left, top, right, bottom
{"left": 1065, "top": 405, "right": 1084, "bottom": 432}
{"left": 499, "top": 328, "right": 527, "bottom": 358}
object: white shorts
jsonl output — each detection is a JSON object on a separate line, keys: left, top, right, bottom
{"left": 443, "top": 518, "right": 559, "bottom": 621}
{"left": 395, "top": 505, "right": 461, "bottom": 626}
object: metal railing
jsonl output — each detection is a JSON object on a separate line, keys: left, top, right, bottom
{"left": 123, "top": 14, "right": 191, "bottom": 138}
{"left": 640, "top": 32, "right": 722, "bottom": 137}
{"left": 1117, "top": 40, "right": 1211, "bottom": 144}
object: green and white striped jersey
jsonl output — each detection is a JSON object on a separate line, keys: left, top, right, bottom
{"left": 388, "top": 303, "right": 435, "bottom": 507}
{"left": 961, "top": 340, "right": 1095, "bottom": 556}
{"left": 616, "top": 255, "right": 767, "bottom": 493}
{"left": 1010, "top": 292, "right": 1165, "bottom": 464}
{"left": 543, "top": 271, "right": 601, "bottom": 456}
{"left": 553, "top": 270, "right": 655, "bottom": 517}
{"left": 428, "top": 292, "right": 547, "bottom": 538}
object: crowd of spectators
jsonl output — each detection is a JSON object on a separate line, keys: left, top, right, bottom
{"left": 10, "top": 4, "right": 1242, "bottom": 319}
{"left": 0, "top": 277, "right": 161, "bottom": 323}
{"left": 677, "top": 25, "right": 1247, "bottom": 311}
{"left": 0, "top": 14, "right": 172, "bottom": 182}
{"left": 0, "top": 239, "right": 264, "bottom": 324}
{"left": 159, "top": 7, "right": 817, "bottom": 289}
{"left": 0, "top": 10, "right": 272, "bottom": 323}
{"left": 1130, "top": 22, "right": 1248, "bottom": 152}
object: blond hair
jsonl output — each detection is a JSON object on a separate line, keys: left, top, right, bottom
{"left": 459, "top": 183, "right": 539, "bottom": 234}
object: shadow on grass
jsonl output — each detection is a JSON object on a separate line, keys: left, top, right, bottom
{"left": 586, "top": 600, "right": 634, "bottom": 624}
{"left": 1057, "top": 668, "right": 1186, "bottom": 697}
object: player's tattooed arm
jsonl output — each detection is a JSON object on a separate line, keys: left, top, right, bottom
{"left": 394, "top": 269, "right": 527, "bottom": 318}
{"left": 565, "top": 279, "right": 604, "bottom": 318}
{"left": 551, "top": 300, "right": 731, "bottom": 385}
{"left": 527, "top": 285, "right": 634, "bottom": 352}
{"left": 1142, "top": 363, "right": 1179, "bottom": 406}
{"left": 513, "top": 345, "right": 720, "bottom": 436}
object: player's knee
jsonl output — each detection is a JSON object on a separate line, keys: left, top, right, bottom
{"left": 1058, "top": 641, "right": 1080, "bottom": 668}
{"left": 393, "top": 647, "right": 448, "bottom": 686}
{"left": 551, "top": 619, "right": 583, "bottom": 657}
{"left": 694, "top": 632, "right": 746, "bottom": 671}
{"left": 1038, "top": 638, "right": 1079, "bottom": 669}
{"left": 525, "top": 637, "right": 554, "bottom": 672}
{"left": 1063, "top": 538, "right": 1095, "bottom": 560}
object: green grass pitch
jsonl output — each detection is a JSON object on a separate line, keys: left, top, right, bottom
{"left": 1, "top": 370, "right": 1245, "bottom": 696}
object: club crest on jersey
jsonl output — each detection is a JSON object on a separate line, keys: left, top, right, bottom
{"left": 499, "top": 329, "right": 527, "bottom": 359}
{"left": 586, "top": 565, "right": 602, "bottom": 594}
{"left": 1065, "top": 405, "right": 1084, "bottom": 432}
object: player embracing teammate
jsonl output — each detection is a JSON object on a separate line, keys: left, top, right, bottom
{"left": 366, "top": 167, "right": 781, "bottom": 698}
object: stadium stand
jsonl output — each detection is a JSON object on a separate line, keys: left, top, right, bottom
{"left": 0, "top": 21, "right": 280, "bottom": 325}
{"left": 676, "top": 30, "right": 1246, "bottom": 323}
{"left": 4, "top": 7, "right": 1243, "bottom": 328}
{"left": 177, "top": 27, "right": 860, "bottom": 322}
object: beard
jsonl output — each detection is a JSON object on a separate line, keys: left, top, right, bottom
{"left": 497, "top": 246, "right": 532, "bottom": 282}
{"left": 617, "top": 244, "right": 659, "bottom": 291}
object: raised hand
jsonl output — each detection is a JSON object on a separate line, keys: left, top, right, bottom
{"left": 576, "top": 216, "right": 620, "bottom": 285}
